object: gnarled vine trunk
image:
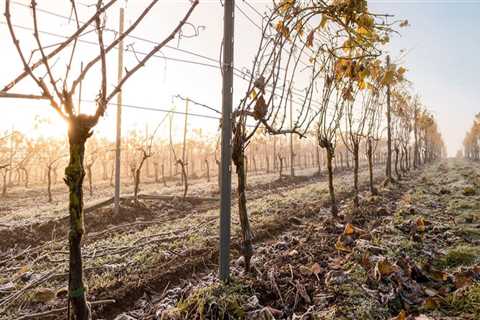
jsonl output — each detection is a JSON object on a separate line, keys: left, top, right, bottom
{"left": 161, "top": 163, "right": 167, "bottom": 187}
{"left": 86, "top": 164, "right": 93, "bottom": 197}
{"left": 65, "top": 119, "right": 91, "bottom": 320}
{"left": 47, "top": 165, "right": 53, "bottom": 203}
{"left": 326, "top": 146, "right": 338, "bottom": 218}
{"left": 346, "top": 150, "right": 350, "bottom": 169}
{"left": 1, "top": 171, "right": 7, "bottom": 197}
{"left": 404, "top": 146, "right": 409, "bottom": 171}
{"left": 278, "top": 155, "right": 284, "bottom": 178}
{"left": 353, "top": 142, "right": 359, "bottom": 209}
{"left": 316, "top": 146, "right": 321, "bottom": 175}
{"left": 21, "top": 167, "right": 29, "bottom": 188}
{"left": 394, "top": 147, "right": 400, "bottom": 180}
{"left": 177, "top": 160, "right": 188, "bottom": 199}
{"left": 102, "top": 162, "right": 108, "bottom": 181}
{"left": 109, "top": 165, "right": 114, "bottom": 187}
{"left": 134, "top": 153, "right": 150, "bottom": 202}
{"left": 366, "top": 139, "right": 376, "bottom": 195}
{"left": 399, "top": 148, "right": 405, "bottom": 173}
{"left": 133, "top": 167, "right": 141, "bottom": 202}
{"left": 215, "top": 159, "right": 221, "bottom": 191}
{"left": 233, "top": 133, "right": 253, "bottom": 272}
{"left": 205, "top": 159, "right": 210, "bottom": 182}
{"left": 154, "top": 162, "right": 159, "bottom": 183}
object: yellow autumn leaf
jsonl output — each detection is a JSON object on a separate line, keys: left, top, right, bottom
{"left": 397, "top": 66, "right": 407, "bottom": 76}
{"left": 400, "top": 19, "right": 409, "bottom": 27}
{"left": 295, "top": 22, "right": 304, "bottom": 36}
{"left": 275, "top": 20, "right": 290, "bottom": 38}
{"left": 342, "top": 86, "right": 354, "bottom": 101}
{"left": 357, "top": 13, "right": 374, "bottom": 29}
{"left": 357, "top": 26, "right": 370, "bottom": 36}
{"left": 250, "top": 89, "right": 257, "bottom": 100}
{"left": 429, "top": 269, "right": 448, "bottom": 282}
{"left": 277, "top": 0, "right": 294, "bottom": 15}
{"left": 358, "top": 79, "right": 367, "bottom": 90}
{"left": 275, "top": 20, "right": 284, "bottom": 33}
{"left": 416, "top": 217, "right": 426, "bottom": 232}
{"left": 393, "top": 310, "right": 407, "bottom": 320}
{"left": 335, "top": 58, "right": 349, "bottom": 76}
{"left": 344, "top": 223, "right": 354, "bottom": 235}
{"left": 376, "top": 258, "right": 395, "bottom": 276}
{"left": 342, "top": 39, "right": 354, "bottom": 53}
{"left": 311, "top": 262, "right": 321, "bottom": 275}
{"left": 320, "top": 15, "right": 328, "bottom": 29}
{"left": 335, "top": 237, "right": 352, "bottom": 252}
{"left": 423, "top": 297, "right": 439, "bottom": 310}
{"left": 306, "top": 30, "right": 315, "bottom": 47}
{"left": 381, "top": 70, "right": 395, "bottom": 85}
{"left": 15, "top": 265, "right": 30, "bottom": 277}
{"left": 358, "top": 67, "right": 369, "bottom": 80}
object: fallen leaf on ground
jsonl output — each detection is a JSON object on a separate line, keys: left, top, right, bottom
{"left": 311, "top": 262, "right": 322, "bottom": 280}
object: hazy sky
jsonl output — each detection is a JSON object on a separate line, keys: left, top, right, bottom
{"left": 370, "top": 0, "right": 480, "bottom": 155}
{"left": 0, "top": 1, "right": 478, "bottom": 155}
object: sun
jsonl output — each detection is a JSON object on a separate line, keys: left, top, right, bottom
{"left": 1, "top": 98, "right": 68, "bottom": 140}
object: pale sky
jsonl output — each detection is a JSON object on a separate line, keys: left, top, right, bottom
{"left": 370, "top": 0, "right": 480, "bottom": 156}
{"left": 0, "top": 0, "right": 478, "bottom": 155}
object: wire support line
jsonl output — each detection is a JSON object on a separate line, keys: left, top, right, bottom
{"left": 0, "top": 17, "right": 365, "bottom": 124}
{"left": 4, "top": 2, "right": 327, "bottom": 110}
{"left": 173, "top": 95, "right": 222, "bottom": 114}
{"left": 79, "top": 99, "right": 221, "bottom": 120}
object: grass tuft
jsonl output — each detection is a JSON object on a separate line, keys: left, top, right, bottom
{"left": 463, "top": 186, "right": 476, "bottom": 196}
{"left": 442, "top": 283, "right": 480, "bottom": 316}
{"left": 175, "top": 279, "right": 252, "bottom": 320}
{"left": 438, "top": 245, "right": 479, "bottom": 268}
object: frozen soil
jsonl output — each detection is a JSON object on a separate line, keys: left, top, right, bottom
{"left": 0, "top": 167, "right": 320, "bottom": 226}
{"left": 3, "top": 159, "right": 479, "bottom": 319}
{"left": 0, "top": 164, "right": 376, "bottom": 319}
{"left": 113, "top": 159, "right": 480, "bottom": 320}
{"left": 0, "top": 167, "right": 329, "bottom": 252}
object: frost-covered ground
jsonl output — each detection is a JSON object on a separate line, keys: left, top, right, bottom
{"left": 0, "top": 162, "right": 381, "bottom": 319}
{"left": 0, "top": 166, "right": 321, "bottom": 226}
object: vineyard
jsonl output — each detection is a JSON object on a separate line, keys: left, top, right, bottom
{"left": 0, "top": 0, "right": 478, "bottom": 320}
